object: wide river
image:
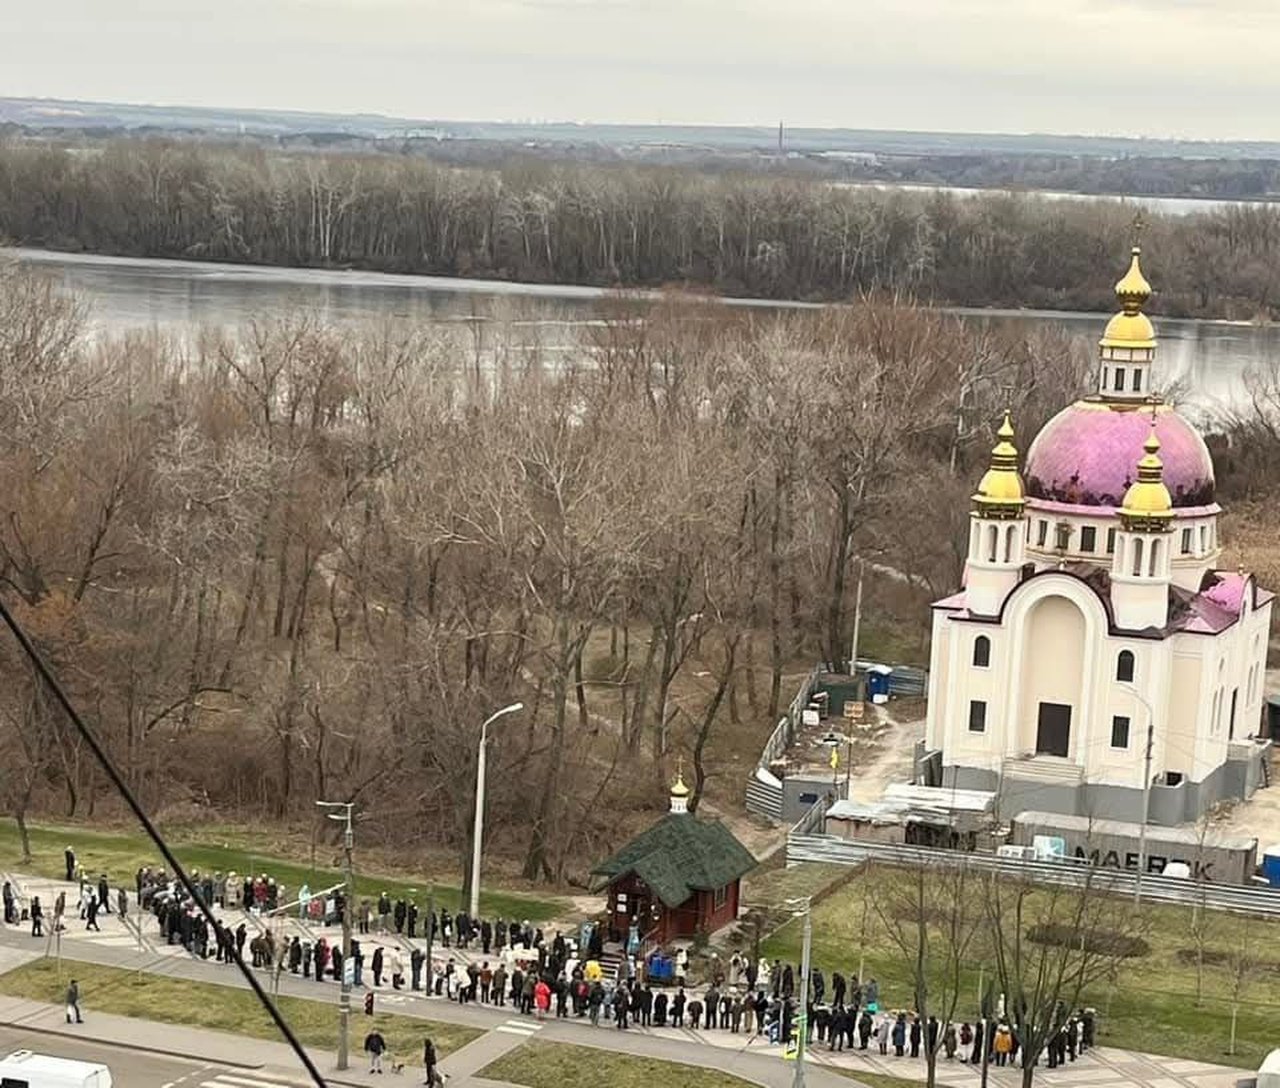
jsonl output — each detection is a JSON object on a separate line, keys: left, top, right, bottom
{"left": 10, "top": 247, "right": 1278, "bottom": 418}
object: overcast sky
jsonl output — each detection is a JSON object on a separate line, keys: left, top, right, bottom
{"left": 5, "top": 0, "right": 1279, "bottom": 139}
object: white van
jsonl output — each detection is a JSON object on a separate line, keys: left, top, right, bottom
{"left": 1256, "top": 1047, "right": 1280, "bottom": 1088}
{"left": 0, "top": 1050, "right": 113, "bottom": 1088}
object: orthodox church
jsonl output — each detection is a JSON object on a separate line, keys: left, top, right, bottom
{"left": 923, "top": 248, "right": 1274, "bottom": 827}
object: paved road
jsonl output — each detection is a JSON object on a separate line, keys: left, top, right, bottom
{"left": 0, "top": 1021, "right": 308, "bottom": 1088}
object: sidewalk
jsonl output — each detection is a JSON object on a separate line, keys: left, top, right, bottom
{"left": 0, "top": 989, "right": 530, "bottom": 1088}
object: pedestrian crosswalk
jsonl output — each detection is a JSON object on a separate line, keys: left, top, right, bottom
{"left": 197, "top": 1072, "right": 311, "bottom": 1088}
{"left": 494, "top": 1017, "right": 546, "bottom": 1038}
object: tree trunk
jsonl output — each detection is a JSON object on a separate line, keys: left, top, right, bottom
{"left": 826, "top": 486, "right": 852, "bottom": 666}
{"left": 14, "top": 807, "right": 32, "bottom": 865}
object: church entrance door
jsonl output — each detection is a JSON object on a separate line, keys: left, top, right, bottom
{"left": 1035, "top": 703, "right": 1071, "bottom": 757}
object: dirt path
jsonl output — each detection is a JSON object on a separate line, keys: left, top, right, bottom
{"left": 846, "top": 706, "right": 925, "bottom": 803}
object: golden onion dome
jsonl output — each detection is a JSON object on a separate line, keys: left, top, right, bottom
{"left": 973, "top": 410, "right": 1026, "bottom": 519}
{"left": 1115, "top": 246, "right": 1152, "bottom": 312}
{"left": 670, "top": 771, "right": 690, "bottom": 798}
{"left": 1120, "top": 428, "right": 1173, "bottom": 529}
{"left": 1100, "top": 247, "right": 1156, "bottom": 349}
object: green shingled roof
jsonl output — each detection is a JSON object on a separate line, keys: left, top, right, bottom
{"left": 590, "top": 813, "right": 756, "bottom": 909}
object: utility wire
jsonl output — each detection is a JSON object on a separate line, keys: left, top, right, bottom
{"left": 0, "top": 595, "right": 328, "bottom": 1088}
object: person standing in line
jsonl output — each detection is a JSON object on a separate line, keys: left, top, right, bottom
{"left": 65, "top": 980, "right": 83, "bottom": 1024}
{"left": 30, "top": 896, "right": 43, "bottom": 938}
{"left": 85, "top": 896, "right": 100, "bottom": 932}
{"left": 64, "top": 847, "right": 76, "bottom": 883}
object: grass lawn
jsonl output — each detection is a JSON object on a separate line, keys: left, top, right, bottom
{"left": 761, "top": 864, "right": 1280, "bottom": 1070}
{"left": 0, "top": 959, "right": 479, "bottom": 1064}
{"left": 0, "top": 820, "right": 565, "bottom": 923}
{"left": 482, "top": 1040, "right": 759, "bottom": 1088}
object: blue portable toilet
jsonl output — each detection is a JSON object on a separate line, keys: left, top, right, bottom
{"left": 1262, "top": 845, "right": 1280, "bottom": 887}
{"left": 865, "top": 665, "right": 893, "bottom": 704}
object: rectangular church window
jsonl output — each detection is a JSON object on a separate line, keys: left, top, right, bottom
{"left": 968, "top": 700, "right": 987, "bottom": 733}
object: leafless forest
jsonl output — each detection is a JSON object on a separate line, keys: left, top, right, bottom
{"left": 2, "top": 141, "right": 1280, "bottom": 317}
{"left": 1, "top": 250, "right": 1278, "bottom": 889}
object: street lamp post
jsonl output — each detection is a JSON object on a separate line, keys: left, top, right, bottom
{"left": 786, "top": 896, "right": 813, "bottom": 1088}
{"left": 469, "top": 702, "right": 524, "bottom": 919}
{"left": 316, "top": 800, "right": 356, "bottom": 1071}
{"left": 1123, "top": 685, "right": 1156, "bottom": 905}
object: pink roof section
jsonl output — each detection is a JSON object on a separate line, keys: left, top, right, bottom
{"left": 1202, "top": 572, "right": 1248, "bottom": 614}
{"left": 1026, "top": 498, "right": 1221, "bottom": 519}
{"left": 933, "top": 570, "right": 1269, "bottom": 638}
{"left": 1024, "top": 401, "right": 1215, "bottom": 509}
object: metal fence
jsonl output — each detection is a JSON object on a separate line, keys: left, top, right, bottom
{"left": 745, "top": 665, "right": 822, "bottom": 820}
{"left": 744, "top": 660, "right": 927, "bottom": 822}
{"left": 791, "top": 795, "right": 830, "bottom": 836}
{"left": 786, "top": 832, "right": 1280, "bottom": 917}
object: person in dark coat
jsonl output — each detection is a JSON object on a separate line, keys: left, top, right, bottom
{"left": 671, "top": 987, "right": 685, "bottom": 1028}
{"left": 970, "top": 1019, "right": 985, "bottom": 1064}
{"left": 832, "top": 972, "right": 846, "bottom": 1009}
{"left": 288, "top": 937, "right": 302, "bottom": 973}
{"left": 394, "top": 899, "right": 407, "bottom": 934}
{"left": 423, "top": 1038, "right": 439, "bottom": 1087}
{"left": 892, "top": 1013, "right": 907, "bottom": 1057}
{"left": 858, "top": 1009, "right": 873, "bottom": 1049}
{"left": 64, "top": 847, "right": 76, "bottom": 883}
{"left": 910, "top": 1015, "right": 922, "bottom": 1058}
{"left": 372, "top": 946, "right": 385, "bottom": 987}
{"left": 704, "top": 985, "right": 719, "bottom": 1029}
{"left": 29, "top": 896, "right": 43, "bottom": 937}
{"left": 927, "top": 1016, "right": 939, "bottom": 1056}
{"left": 653, "top": 990, "right": 668, "bottom": 1027}
{"left": 407, "top": 901, "right": 419, "bottom": 939}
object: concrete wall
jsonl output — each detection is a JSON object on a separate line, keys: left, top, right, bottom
{"left": 947, "top": 754, "right": 1271, "bottom": 828}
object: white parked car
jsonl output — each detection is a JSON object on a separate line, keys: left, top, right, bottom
{"left": 0, "top": 1050, "right": 113, "bottom": 1088}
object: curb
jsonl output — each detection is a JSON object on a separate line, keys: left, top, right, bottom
{"left": 0, "top": 1016, "right": 268, "bottom": 1070}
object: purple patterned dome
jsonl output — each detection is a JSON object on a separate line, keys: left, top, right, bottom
{"left": 1024, "top": 401, "right": 1215, "bottom": 509}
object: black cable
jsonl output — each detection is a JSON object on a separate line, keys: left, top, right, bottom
{"left": 0, "top": 595, "right": 329, "bottom": 1088}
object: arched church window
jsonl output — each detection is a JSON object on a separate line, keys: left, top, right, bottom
{"left": 1003, "top": 524, "right": 1016, "bottom": 563}
{"left": 973, "top": 636, "right": 991, "bottom": 668}
{"left": 1131, "top": 368, "right": 1142, "bottom": 393}
{"left": 1131, "top": 538, "right": 1144, "bottom": 577}
{"left": 986, "top": 525, "right": 998, "bottom": 563}
{"left": 1114, "top": 368, "right": 1126, "bottom": 391}
{"left": 1148, "top": 538, "right": 1161, "bottom": 577}
{"left": 1199, "top": 526, "right": 1208, "bottom": 553}
{"left": 1116, "top": 650, "right": 1135, "bottom": 683}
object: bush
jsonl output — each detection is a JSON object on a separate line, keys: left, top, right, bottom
{"left": 1025, "top": 923, "right": 1149, "bottom": 958}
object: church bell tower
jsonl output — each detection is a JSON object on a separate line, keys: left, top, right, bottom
{"left": 965, "top": 411, "right": 1028, "bottom": 617}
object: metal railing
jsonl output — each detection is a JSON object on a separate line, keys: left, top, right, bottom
{"left": 786, "top": 832, "right": 1280, "bottom": 917}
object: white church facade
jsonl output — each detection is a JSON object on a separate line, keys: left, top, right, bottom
{"left": 923, "top": 248, "right": 1274, "bottom": 827}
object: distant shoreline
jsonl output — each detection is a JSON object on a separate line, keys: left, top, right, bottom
{"left": 8, "top": 245, "right": 1263, "bottom": 330}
